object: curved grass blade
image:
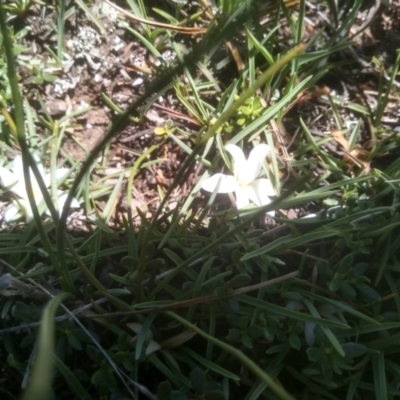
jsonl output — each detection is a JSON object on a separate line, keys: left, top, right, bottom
{"left": 297, "top": 289, "right": 380, "bottom": 325}
{"left": 21, "top": 292, "right": 71, "bottom": 400}
{"left": 241, "top": 229, "right": 339, "bottom": 261}
{"left": 183, "top": 347, "right": 240, "bottom": 381}
{"left": 239, "top": 295, "right": 349, "bottom": 330}
{"left": 53, "top": 355, "right": 95, "bottom": 399}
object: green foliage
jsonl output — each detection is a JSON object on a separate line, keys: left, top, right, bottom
{"left": 2, "top": 0, "right": 32, "bottom": 18}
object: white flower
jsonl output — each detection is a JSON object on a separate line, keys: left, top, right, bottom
{"left": 201, "top": 144, "right": 276, "bottom": 216}
{"left": 0, "top": 156, "right": 80, "bottom": 222}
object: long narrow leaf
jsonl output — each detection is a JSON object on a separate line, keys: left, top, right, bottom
{"left": 21, "top": 293, "right": 71, "bottom": 400}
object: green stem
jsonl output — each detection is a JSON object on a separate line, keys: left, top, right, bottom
{"left": 0, "top": 6, "right": 74, "bottom": 292}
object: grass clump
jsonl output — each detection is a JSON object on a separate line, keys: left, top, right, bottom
{"left": 0, "top": 0, "right": 400, "bottom": 399}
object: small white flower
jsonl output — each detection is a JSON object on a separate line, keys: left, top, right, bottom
{"left": 201, "top": 144, "right": 276, "bottom": 216}
{"left": 0, "top": 156, "right": 80, "bottom": 222}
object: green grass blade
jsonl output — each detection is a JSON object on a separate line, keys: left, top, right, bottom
{"left": 183, "top": 348, "right": 240, "bottom": 381}
{"left": 239, "top": 295, "right": 349, "bottom": 329}
{"left": 54, "top": 355, "right": 95, "bottom": 399}
{"left": 241, "top": 229, "right": 339, "bottom": 261}
{"left": 75, "top": 0, "right": 106, "bottom": 34}
{"left": 57, "top": 0, "right": 65, "bottom": 62}
{"left": 372, "top": 353, "right": 387, "bottom": 400}
{"left": 21, "top": 292, "right": 71, "bottom": 400}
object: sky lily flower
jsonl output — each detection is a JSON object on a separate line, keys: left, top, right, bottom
{"left": 201, "top": 144, "right": 276, "bottom": 216}
{"left": 0, "top": 156, "right": 80, "bottom": 222}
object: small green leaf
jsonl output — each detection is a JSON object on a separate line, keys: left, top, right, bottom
{"left": 323, "top": 198, "right": 339, "bottom": 206}
{"left": 43, "top": 74, "right": 58, "bottom": 83}
{"left": 227, "top": 328, "right": 241, "bottom": 341}
{"left": 342, "top": 343, "right": 367, "bottom": 359}
{"left": 67, "top": 334, "right": 82, "bottom": 351}
{"left": 247, "top": 325, "right": 265, "bottom": 338}
{"left": 91, "top": 368, "right": 106, "bottom": 387}
{"left": 307, "top": 347, "right": 324, "bottom": 362}
{"left": 157, "top": 381, "right": 172, "bottom": 400}
{"left": 353, "top": 262, "right": 369, "bottom": 277}
{"left": 289, "top": 333, "right": 301, "bottom": 350}
{"left": 358, "top": 283, "right": 380, "bottom": 301}
{"left": 340, "top": 282, "right": 356, "bottom": 298}
{"left": 242, "top": 334, "right": 253, "bottom": 349}
{"left": 120, "top": 256, "right": 138, "bottom": 268}
{"left": 12, "top": 301, "right": 32, "bottom": 321}
{"left": 328, "top": 279, "right": 341, "bottom": 292}
{"left": 190, "top": 367, "right": 205, "bottom": 394}
{"left": 241, "top": 106, "right": 252, "bottom": 116}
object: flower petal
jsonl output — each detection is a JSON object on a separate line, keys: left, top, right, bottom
{"left": 55, "top": 168, "right": 71, "bottom": 180}
{"left": 0, "top": 163, "right": 27, "bottom": 199}
{"left": 234, "top": 187, "right": 250, "bottom": 209}
{"left": 57, "top": 191, "right": 80, "bottom": 212}
{"left": 201, "top": 174, "right": 237, "bottom": 194}
{"left": 17, "top": 199, "right": 35, "bottom": 222}
{"left": 245, "top": 179, "right": 275, "bottom": 216}
{"left": 12, "top": 156, "right": 23, "bottom": 175}
{"left": 225, "top": 144, "right": 246, "bottom": 180}
{"left": 255, "top": 178, "right": 276, "bottom": 197}
{"left": 34, "top": 155, "right": 46, "bottom": 178}
{"left": 246, "top": 179, "right": 273, "bottom": 207}
{"left": 0, "top": 167, "right": 18, "bottom": 189}
{"left": 43, "top": 168, "right": 70, "bottom": 188}
{"left": 241, "top": 144, "right": 270, "bottom": 185}
{"left": 12, "top": 156, "right": 42, "bottom": 199}
{"left": 4, "top": 202, "right": 20, "bottom": 222}
{"left": 42, "top": 173, "right": 52, "bottom": 188}
{"left": 44, "top": 191, "right": 80, "bottom": 217}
